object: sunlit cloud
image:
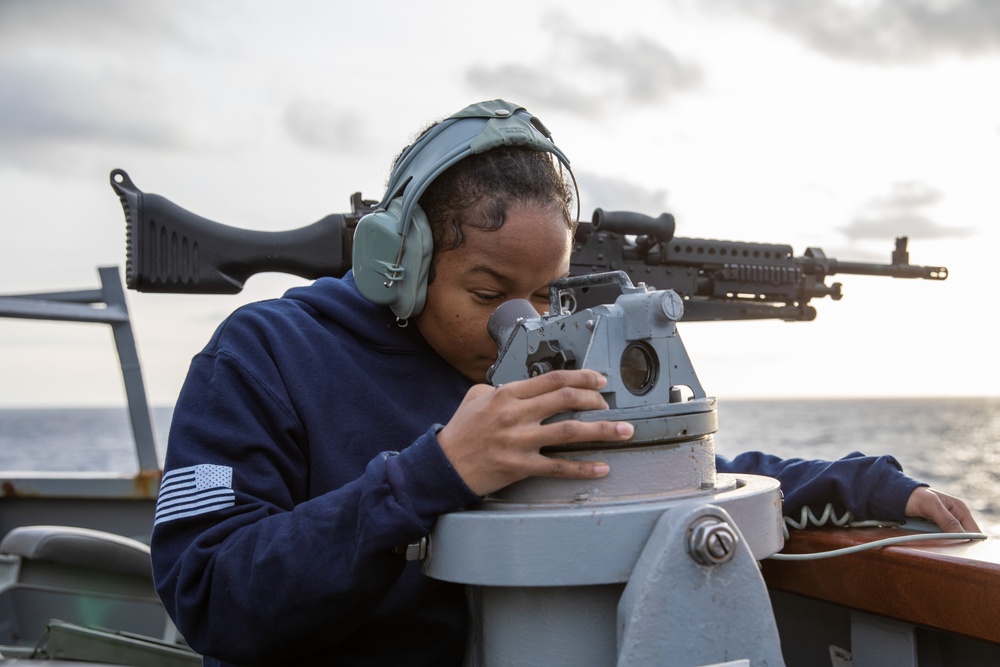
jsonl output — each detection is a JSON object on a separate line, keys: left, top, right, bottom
{"left": 841, "top": 181, "right": 975, "bottom": 239}
{"left": 465, "top": 12, "right": 702, "bottom": 116}
{"left": 704, "top": 0, "right": 1000, "bottom": 63}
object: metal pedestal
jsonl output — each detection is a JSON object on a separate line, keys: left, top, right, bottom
{"left": 424, "top": 473, "right": 786, "bottom": 667}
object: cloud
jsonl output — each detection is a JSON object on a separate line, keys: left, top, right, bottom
{"left": 0, "top": 61, "right": 185, "bottom": 153}
{"left": 563, "top": 29, "right": 701, "bottom": 104}
{"left": 575, "top": 171, "right": 671, "bottom": 216}
{"left": 841, "top": 181, "right": 975, "bottom": 239}
{"left": 0, "top": 0, "right": 186, "bottom": 50}
{"left": 704, "top": 0, "right": 1000, "bottom": 63}
{"left": 0, "top": 0, "right": 195, "bottom": 166}
{"left": 282, "top": 100, "right": 371, "bottom": 154}
{"left": 465, "top": 65, "right": 597, "bottom": 112}
{"left": 465, "top": 13, "right": 702, "bottom": 116}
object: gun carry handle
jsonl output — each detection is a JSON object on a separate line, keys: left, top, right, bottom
{"left": 592, "top": 209, "right": 676, "bottom": 242}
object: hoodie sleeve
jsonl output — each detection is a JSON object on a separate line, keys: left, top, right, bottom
{"left": 716, "top": 451, "right": 926, "bottom": 522}
{"left": 150, "top": 334, "right": 478, "bottom": 663}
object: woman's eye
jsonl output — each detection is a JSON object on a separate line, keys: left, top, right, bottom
{"left": 474, "top": 292, "right": 503, "bottom": 302}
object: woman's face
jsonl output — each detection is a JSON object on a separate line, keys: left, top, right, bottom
{"left": 414, "top": 202, "right": 572, "bottom": 382}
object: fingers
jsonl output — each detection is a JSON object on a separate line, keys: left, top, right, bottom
{"left": 905, "top": 487, "right": 981, "bottom": 533}
{"left": 939, "top": 491, "right": 982, "bottom": 533}
{"left": 438, "top": 370, "right": 632, "bottom": 496}
{"left": 494, "top": 370, "right": 612, "bottom": 418}
{"left": 519, "top": 453, "right": 610, "bottom": 483}
{"left": 489, "top": 370, "right": 631, "bottom": 450}
{"left": 536, "top": 416, "right": 634, "bottom": 449}
{"left": 465, "top": 370, "right": 611, "bottom": 420}
{"left": 500, "top": 368, "right": 609, "bottom": 399}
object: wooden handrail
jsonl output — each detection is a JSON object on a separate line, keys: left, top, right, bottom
{"left": 762, "top": 526, "right": 1000, "bottom": 644}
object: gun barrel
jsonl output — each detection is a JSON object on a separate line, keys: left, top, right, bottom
{"left": 801, "top": 238, "right": 948, "bottom": 282}
{"left": 592, "top": 209, "right": 675, "bottom": 242}
{"left": 822, "top": 259, "right": 948, "bottom": 281}
{"left": 111, "top": 169, "right": 354, "bottom": 294}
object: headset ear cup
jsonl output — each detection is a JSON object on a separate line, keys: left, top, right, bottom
{"left": 393, "top": 203, "right": 434, "bottom": 319}
{"left": 352, "top": 202, "right": 405, "bottom": 306}
{"left": 352, "top": 199, "right": 434, "bottom": 319}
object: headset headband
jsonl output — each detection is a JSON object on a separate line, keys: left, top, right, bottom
{"left": 381, "top": 99, "right": 573, "bottom": 244}
{"left": 352, "top": 100, "right": 578, "bottom": 319}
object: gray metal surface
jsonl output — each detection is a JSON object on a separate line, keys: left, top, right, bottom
{"left": 441, "top": 490, "right": 786, "bottom": 667}
{"left": 487, "top": 436, "right": 720, "bottom": 504}
{"left": 617, "top": 504, "right": 785, "bottom": 667}
{"left": 425, "top": 473, "right": 783, "bottom": 587}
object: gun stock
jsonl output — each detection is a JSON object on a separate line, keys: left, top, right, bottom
{"left": 111, "top": 169, "right": 375, "bottom": 294}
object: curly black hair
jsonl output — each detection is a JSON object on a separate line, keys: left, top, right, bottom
{"left": 417, "top": 145, "right": 576, "bottom": 252}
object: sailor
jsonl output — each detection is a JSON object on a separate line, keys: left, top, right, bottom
{"left": 150, "top": 99, "right": 979, "bottom": 666}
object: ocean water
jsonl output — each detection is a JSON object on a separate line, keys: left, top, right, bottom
{"left": 714, "top": 397, "right": 1000, "bottom": 534}
{"left": 0, "top": 406, "right": 174, "bottom": 474}
{"left": 2, "top": 399, "right": 998, "bottom": 533}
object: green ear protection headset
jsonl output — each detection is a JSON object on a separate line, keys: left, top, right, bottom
{"left": 352, "top": 99, "right": 576, "bottom": 321}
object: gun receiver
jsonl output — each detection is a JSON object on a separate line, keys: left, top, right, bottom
{"left": 110, "top": 169, "right": 948, "bottom": 321}
{"left": 574, "top": 209, "right": 947, "bottom": 321}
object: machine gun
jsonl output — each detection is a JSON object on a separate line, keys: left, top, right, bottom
{"left": 110, "top": 169, "right": 947, "bottom": 320}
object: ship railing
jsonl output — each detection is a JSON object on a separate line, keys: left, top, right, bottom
{"left": 0, "top": 265, "right": 158, "bottom": 475}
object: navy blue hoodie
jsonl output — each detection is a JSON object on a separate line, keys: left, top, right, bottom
{"left": 151, "top": 272, "right": 922, "bottom": 665}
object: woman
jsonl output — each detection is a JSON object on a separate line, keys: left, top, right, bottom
{"left": 151, "top": 100, "right": 977, "bottom": 666}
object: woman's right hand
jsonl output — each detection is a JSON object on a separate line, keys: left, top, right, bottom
{"left": 436, "top": 369, "right": 634, "bottom": 496}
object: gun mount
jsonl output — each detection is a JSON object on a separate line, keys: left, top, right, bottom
{"left": 484, "top": 271, "right": 717, "bottom": 500}
{"left": 110, "top": 169, "right": 948, "bottom": 323}
{"left": 421, "top": 271, "right": 787, "bottom": 665}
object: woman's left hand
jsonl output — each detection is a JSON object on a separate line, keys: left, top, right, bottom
{"left": 905, "top": 487, "right": 981, "bottom": 533}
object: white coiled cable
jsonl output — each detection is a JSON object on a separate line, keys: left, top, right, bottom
{"left": 770, "top": 503, "right": 987, "bottom": 561}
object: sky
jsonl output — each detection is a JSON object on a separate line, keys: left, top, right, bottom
{"left": 1, "top": 0, "right": 998, "bottom": 407}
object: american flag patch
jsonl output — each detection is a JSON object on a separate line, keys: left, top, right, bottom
{"left": 154, "top": 464, "right": 236, "bottom": 527}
